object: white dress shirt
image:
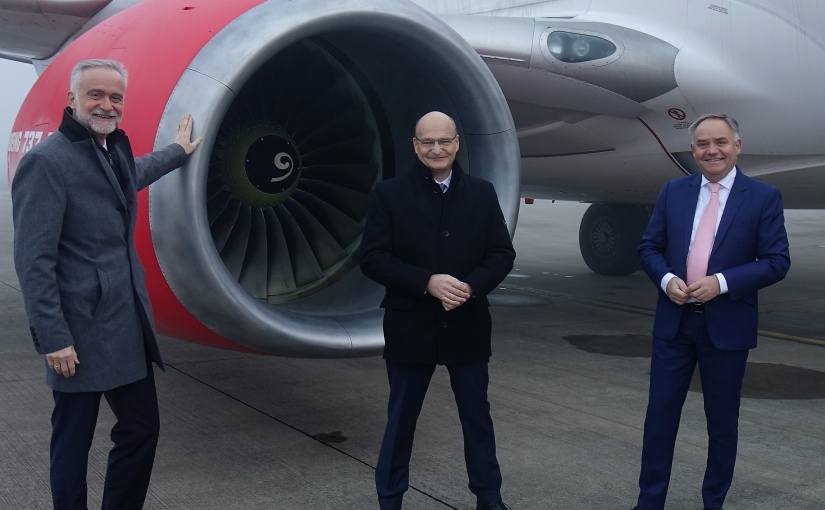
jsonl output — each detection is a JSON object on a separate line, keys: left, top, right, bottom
{"left": 435, "top": 170, "right": 453, "bottom": 191}
{"left": 660, "top": 167, "right": 738, "bottom": 294}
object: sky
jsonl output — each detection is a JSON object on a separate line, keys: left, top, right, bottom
{"left": 1, "top": 60, "right": 39, "bottom": 192}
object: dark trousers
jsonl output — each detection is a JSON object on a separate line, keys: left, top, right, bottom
{"left": 50, "top": 366, "right": 160, "bottom": 510}
{"left": 376, "top": 359, "right": 502, "bottom": 510}
{"left": 637, "top": 310, "right": 748, "bottom": 510}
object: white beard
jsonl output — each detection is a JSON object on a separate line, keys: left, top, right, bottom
{"left": 75, "top": 108, "right": 120, "bottom": 137}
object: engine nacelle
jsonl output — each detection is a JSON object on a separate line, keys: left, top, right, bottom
{"left": 8, "top": 0, "right": 520, "bottom": 357}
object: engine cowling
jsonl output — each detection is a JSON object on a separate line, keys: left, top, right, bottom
{"left": 8, "top": 0, "right": 520, "bottom": 357}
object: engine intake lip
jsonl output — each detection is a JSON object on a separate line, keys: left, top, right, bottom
{"left": 149, "top": 0, "right": 519, "bottom": 357}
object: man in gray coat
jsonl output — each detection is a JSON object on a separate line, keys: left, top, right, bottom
{"left": 12, "top": 59, "right": 201, "bottom": 510}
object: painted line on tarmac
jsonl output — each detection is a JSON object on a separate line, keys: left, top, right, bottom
{"left": 499, "top": 283, "right": 655, "bottom": 317}
{"left": 500, "top": 283, "right": 825, "bottom": 348}
{"left": 757, "top": 330, "right": 825, "bottom": 347}
{"left": 166, "top": 364, "right": 461, "bottom": 509}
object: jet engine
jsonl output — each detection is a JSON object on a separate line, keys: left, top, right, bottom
{"left": 8, "top": 0, "right": 519, "bottom": 357}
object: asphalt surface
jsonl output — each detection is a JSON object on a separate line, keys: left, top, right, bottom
{"left": 1, "top": 192, "right": 823, "bottom": 509}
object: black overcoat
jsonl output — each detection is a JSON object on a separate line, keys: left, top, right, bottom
{"left": 360, "top": 160, "right": 515, "bottom": 364}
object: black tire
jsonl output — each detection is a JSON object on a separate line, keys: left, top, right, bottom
{"left": 579, "top": 204, "right": 649, "bottom": 276}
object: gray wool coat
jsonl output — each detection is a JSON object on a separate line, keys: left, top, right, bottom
{"left": 12, "top": 107, "right": 188, "bottom": 392}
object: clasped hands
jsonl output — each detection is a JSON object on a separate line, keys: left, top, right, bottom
{"left": 666, "top": 275, "right": 720, "bottom": 305}
{"left": 427, "top": 274, "right": 472, "bottom": 311}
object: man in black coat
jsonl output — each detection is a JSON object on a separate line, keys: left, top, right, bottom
{"left": 361, "top": 111, "right": 516, "bottom": 510}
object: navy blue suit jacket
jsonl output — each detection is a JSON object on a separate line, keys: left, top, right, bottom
{"left": 638, "top": 170, "right": 790, "bottom": 350}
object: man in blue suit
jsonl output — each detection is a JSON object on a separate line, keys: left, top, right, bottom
{"left": 632, "top": 114, "right": 790, "bottom": 510}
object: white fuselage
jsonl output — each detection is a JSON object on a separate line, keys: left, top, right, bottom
{"left": 414, "top": 0, "right": 825, "bottom": 207}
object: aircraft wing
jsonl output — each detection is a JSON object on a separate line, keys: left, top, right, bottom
{"left": 2, "top": 2, "right": 676, "bottom": 131}
{"left": 0, "top": 0, "right": 123, "bottom": 63}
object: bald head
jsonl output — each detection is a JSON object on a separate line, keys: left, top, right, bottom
{"left": 415, "top": 111, "right": 456, "bottom": 138}
{"left": 413, "top": 111, "right": 460, "bottom": 180}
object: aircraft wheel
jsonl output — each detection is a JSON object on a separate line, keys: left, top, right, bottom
{"left": 579, "top": 203, "right": 649, "bottom": 276}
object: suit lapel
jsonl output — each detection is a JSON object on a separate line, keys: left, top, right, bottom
{"left": 680, "top": 174, "right": 702, "bottom": 260}
{"left": 712, "top": 172, "right": 748, "bottom": 255}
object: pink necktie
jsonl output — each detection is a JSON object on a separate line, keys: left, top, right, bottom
{"left": 686, "top": 182, "right": 721, "bottom": 285}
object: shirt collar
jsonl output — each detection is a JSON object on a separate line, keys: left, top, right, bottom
{"left": 435, "top": 170, "right": 453, "bottom": 189}
{"left": 701, "top": 165, "right": 737, "bottom": 190}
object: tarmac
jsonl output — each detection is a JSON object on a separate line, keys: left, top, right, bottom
{"left": 1, "top": 190, "right": 823, "bottom": 510}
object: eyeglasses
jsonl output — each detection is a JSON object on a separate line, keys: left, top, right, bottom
{"left": 414, "top": 134, "right": 457, "bottom": 149}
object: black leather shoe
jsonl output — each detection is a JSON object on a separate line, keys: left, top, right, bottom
{"left": 477, "top": 502, "right": 510, "bottom": 510}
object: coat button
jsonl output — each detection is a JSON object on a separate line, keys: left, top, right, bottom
{"left": 442, "top": 229, "right": 449, "bottom": 237}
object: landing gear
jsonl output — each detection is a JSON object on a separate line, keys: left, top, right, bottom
{"left": 579, "top": 203, "right": 650, "bottom": 276}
